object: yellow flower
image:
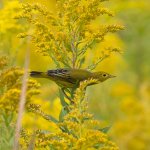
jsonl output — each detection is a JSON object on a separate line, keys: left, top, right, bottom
{"left": 0, "top": 67, "right": 23, "bottom": 89}
{"left": 17, "top": 1, "right": 124, "bottom": 68}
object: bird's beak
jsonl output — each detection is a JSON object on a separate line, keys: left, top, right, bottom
{"left": 110, "top": 75, "right": 116, "bottom": 78}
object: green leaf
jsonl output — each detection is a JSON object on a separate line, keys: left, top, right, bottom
{"left": 94, "top": 143, "right": 104, "bottom": 149}
{"left": 59, "top": 89, "right": 68, "bottom": 107}
{"left": 77, "top": 57, "right": 85, "bottom": 68}
{"left": 2, "top": 112, "right": 14, "bottom": 127}
{"left": 44, "top": 114, "right": 58, "bottom": 124}
{"left": 87, "top": 56, "right": 107, "bottom": 71}
{"left": 98, "top": 126, "right": 111, "bottom": 133}
{"left": 37, "top": 130, "right": 51, "bottom": 134}
{"left": 49, "top": 52, "right": 60, "bottom": 68}
{"left": 59, "top": 107, "right": 68, "bottom": 122}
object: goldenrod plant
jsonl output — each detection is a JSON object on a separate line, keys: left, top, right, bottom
{"left": 16, "top": 0, "right": 124, "bottom": 100}
{"left": 22, "top": 79, "right": 118, "bottom": 149}
{"left": 16, "top": 1, "right": 124, "bottom": 69}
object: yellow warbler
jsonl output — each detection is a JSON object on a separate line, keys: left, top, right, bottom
{"left": 30, "top": 68, "right": 115, "bottom": 88}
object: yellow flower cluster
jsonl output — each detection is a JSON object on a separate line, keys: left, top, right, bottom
{"left": 27, "top": 103, "right": 58, "bottom": 123}
{"left": 16, "top": 0, "right": 124, "bottom": 68}
{"left": 0, "top": 67, "right": 23, "bottom": 89}
{"left": 21, "top": 79, "right": 118, "bottom": 149}
{"left": 0, "top": 57, "right": 40, "bottom": 112}
{"left": 59, "top": 0, "right": 113, "bottom": 21}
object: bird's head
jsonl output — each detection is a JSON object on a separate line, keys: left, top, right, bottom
{"left": 93, "top": 71, "right": 116, "bottom": 82}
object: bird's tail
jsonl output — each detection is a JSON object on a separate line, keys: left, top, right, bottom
{"left": 30, "top": 71, "right": 47, "bottom": 78}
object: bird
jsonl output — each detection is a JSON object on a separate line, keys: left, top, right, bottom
{"left": 30, "top": 68, "right": 116, "bottom": 88}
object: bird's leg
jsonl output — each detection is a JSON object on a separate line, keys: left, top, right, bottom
{"left": 71, "top": 87, "right": 76, "bottom": 99}
{"left": 71, "top": 82, "right": 79, "bottom": 98}
{"left": 61, "top": 88, "right": 74, "bottom": 103}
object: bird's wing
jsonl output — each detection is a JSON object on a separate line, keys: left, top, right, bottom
{"left": 47, "top": 69, "right": 76, "bottom": 84}
{"left": 47, "top": 69, "right": 70, "bottom": 78}
{"left": 47, "top": 68, "right": 92, "bottom": 83}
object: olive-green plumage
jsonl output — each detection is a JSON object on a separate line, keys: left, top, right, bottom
{"left": 30, "top": 68, "right": 115, "bottom": 88}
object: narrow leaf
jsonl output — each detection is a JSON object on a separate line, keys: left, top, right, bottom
{"left": 44, "top": 114, "right": 58, "bottom": 123}
{"left": 98, "top": 126, "right": 111, "bottom": 133}
{"left": 59, "top": 89, "right": 68, "bottom": 107}
{"left": 59, "top": 107, "right": 68, "bottom": 122}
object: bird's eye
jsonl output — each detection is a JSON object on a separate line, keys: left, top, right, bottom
{"left": 103, "top": 74, "right": 107, "bottom": 77}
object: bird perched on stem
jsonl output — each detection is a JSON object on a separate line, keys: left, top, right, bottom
{"left": 30, "top": 68, "right": 115, "bottom": 101}
{"left": 30, "top": 68, "right": 115, "bottom": 88}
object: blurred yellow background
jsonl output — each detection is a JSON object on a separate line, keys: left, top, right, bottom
{"left": 0, "top": 0, "right": 150, "bottom": 149}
